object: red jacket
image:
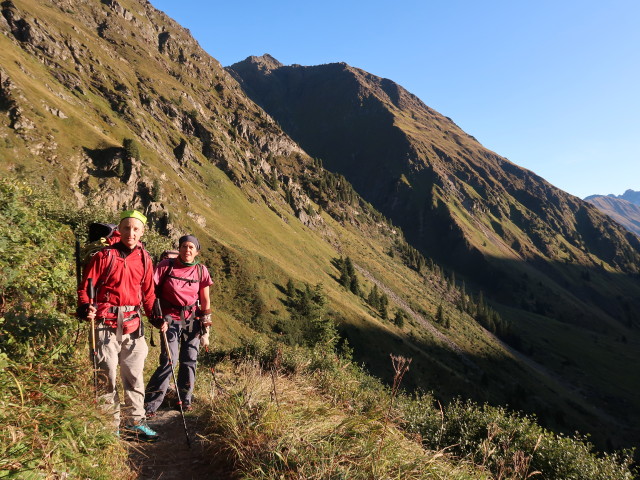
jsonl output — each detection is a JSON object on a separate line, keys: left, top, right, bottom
{"left": 78, "top": 243, "right": 155, "bottom": 334}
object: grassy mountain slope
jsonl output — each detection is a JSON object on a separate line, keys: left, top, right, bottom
{"left": 0, "top": 0, "right": 638, "bottom": 459}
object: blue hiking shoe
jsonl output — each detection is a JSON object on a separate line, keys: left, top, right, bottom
{"left": 121, "top": 422, "right": 159, "bottom": 443}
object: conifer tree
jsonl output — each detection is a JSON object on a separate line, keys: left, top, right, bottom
{"left": 459, "top": 281, "right": 467, "bottom": 312}
{"left": 116, "top": 157, "right": 125, "bottom": 178}
{"left": 286, "top": 278, "right": 295, "bottom": 299}
{"left": 343, "top": 257, "right": 360, "bottom": 294}
{"left": 339, "top": 258, "right": 351, "bottom": 289}
{"left": 379, "top": 293, "right": 389, "bottom": 320}
{"left": 368, "top": 284, "right": 380, "bottom": 309}
{"left": 350, "top": 273, "right": 360, "bottom": 295}
{"left": 151, "top": 178, "right": 161, "bottom": 202}
{"left": 436, "top": 303, "right": 444, "bottom": 324}
{"left": 393, "top": 309, "right": 405, "bottom": 328}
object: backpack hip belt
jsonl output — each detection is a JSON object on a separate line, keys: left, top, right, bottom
{"left": 108, "top": 305, "right": 141, "bottom": 342}
{"left": 161, "top": 300, "right": 198, "bottom": 331}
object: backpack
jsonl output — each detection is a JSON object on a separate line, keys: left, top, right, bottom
{"left": 156, "top": 258, "right": 204, "bottom": 324}
{"left": 75, "top": 223, "right": 118, "bottom": 288}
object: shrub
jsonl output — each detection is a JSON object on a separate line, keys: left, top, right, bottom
{"left": 401, "top": 396, "right": 635, "bottom": 480}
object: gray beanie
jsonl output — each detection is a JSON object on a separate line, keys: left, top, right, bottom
{"left": 179, "top": 234, "right": 200, "bottom": 251}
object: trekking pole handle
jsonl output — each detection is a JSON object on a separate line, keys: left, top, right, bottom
{"left": 87, "top": 278, "right": 96, "bottom": 306}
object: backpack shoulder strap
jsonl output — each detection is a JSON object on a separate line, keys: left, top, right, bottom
{"left": 141, "top": 247, "right": 152, "bottom": 284}
{"left": 95, "top": 246, "right": 117, "bottom": 295}
{"left": 156, "top": 258, "right": 175, "bottom": 295}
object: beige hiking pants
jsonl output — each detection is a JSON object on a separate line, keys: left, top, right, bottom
{"left": 94, "top": 323, "right": 148, "bottom": 427}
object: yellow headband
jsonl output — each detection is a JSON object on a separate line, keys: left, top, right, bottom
{"left": 120, "top": 209, "right": 147, "bottom": 225}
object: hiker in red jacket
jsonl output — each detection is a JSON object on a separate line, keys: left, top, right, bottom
{"left": 77, "top": 209, "right": 159, "bottom": 442}
{"left": 145, "top": 234, "right": 213, "bottom": 416}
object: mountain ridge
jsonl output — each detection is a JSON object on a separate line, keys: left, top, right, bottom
{"left": 228, "top": 54, "right": 640, "bottom": 276}
{"left": 585, "top": 191, "right": 640, "bottom": 236}
{"left": 227, "top": 55, "right": 640, "bottom": 322}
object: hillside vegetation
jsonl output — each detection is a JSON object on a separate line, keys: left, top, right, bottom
{"left": 0, "top": 0, "right": 638, "bottom": 466}
{"left": 1, "top": 178, "right": 636, "bottom": 479}
{"left": 228, "top": 54, "right": 640, "bottom": 450}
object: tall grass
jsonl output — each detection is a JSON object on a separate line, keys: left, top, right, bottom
{"left": 199, "top": 353, "right": 485, "bottom": 479}
{"left": 198, "top": 336, "right": 636, "bottom": 480}
{"left": 0, "top": 350, "right": 131, "bottom": 479}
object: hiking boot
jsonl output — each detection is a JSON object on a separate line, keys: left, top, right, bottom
{"left": 145, "top": 410, "right": 157, "bottom": 419}
{"left": 121, "top": 422, "right": 159, "bottom": 443}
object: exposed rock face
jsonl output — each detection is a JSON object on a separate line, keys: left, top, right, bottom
{"left": 0, "top": 0, "right": 318, "bottom": 232}
{"left": 619, "top": 189, "right": 640, "bottom": 205}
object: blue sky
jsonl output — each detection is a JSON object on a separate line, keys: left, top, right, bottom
{"left": 149, "top": 0, "right": 639, "bottom": 199}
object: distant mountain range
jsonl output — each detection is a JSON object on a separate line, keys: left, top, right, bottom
{"left": 585, "top": 190, "right": 640, "bottom": 236}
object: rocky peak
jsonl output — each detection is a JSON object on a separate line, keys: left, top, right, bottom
{"left": 620, "top": 189, "right": 640, "bottom": 206}
{"left": 237, "top": 53, "right": 284, "bottom": 72}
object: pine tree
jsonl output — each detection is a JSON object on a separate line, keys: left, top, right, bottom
{"left": 151, "top": 178, "right": 161, "bottom": 202}
{"left": 123, "top": 137, "right": 140, "bottom": 160}
{"left": 116, "top": 157, "right": 125, "bottom": 178}
{"left": 270, "top": 168, "right": 279, "bottom": 190}
{"left": 379, "top": 293, "right": 389, "bottom": 320}
{"left": 286, "top": 278, "right": 295, "bottom": 298}
{"left": 350, "top": 273, "right": 360, "bottom": 295}
{"left": 393, "top": 309, "right": 405, "bottom": 328}
{"left": 459, "top": 281, "right": 467, "bottom": 312}
{"left": 343, "top": 257, "right": 360, "bottom": 295}
{"left": 339, "top": 258, "right": 351, "bottom": 289}
{"left": 368, "top": 285, "right": 380, "bottom": 309}
{"left": 436, "top": 304, "right": 444, "bottom": 324}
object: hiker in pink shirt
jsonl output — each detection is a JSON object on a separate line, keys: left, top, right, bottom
{"left": 145, "top": 234, "right": 213, "bottom": 415}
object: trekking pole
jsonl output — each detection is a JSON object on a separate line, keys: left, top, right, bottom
{"left": 161, "top": 328, "right": 191, "bottom": 447}
{"left": 75, "top": 239, "right": 82, "bottom": 292}
{"left": 87, "top": 278, "right": 99, "bottom": 403}
{"left": 73, "top": 239, "right": 83, "bottom": 347}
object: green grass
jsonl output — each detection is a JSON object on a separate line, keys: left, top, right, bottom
{"left": 0, "top": 350, "right": 130, "bottom": 479}
{"left": 198, "top": 352, "right": 487, "bottom": 479}
{"left": 0, "top": 174, "right": 636, "bottom": 479}
{"left": 195, "top": 337, "right": 636, "bottom": 480}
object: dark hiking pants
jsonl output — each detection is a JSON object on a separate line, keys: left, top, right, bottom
{"left": 144, "top": 317, "right": 201, "bottom": 413}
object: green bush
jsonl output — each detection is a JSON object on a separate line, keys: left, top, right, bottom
{"left": 0, "top": 176, "right": 131, "bottom": 478}
{"left": 400, "top": 396, "right": 635, "bottom": 480}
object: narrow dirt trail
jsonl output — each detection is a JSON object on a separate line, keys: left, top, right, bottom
{"left": 126, "top": 409, "right": 232, "bottom": 480}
